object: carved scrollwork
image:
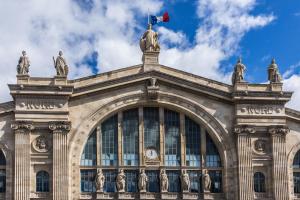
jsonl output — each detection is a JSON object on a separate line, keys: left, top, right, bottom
{"left": 146, "top": 77, "right": 159, "bottom": 100}
{"left": 49, "top": 121, "right": 71, "bottom": 132}
{"left": 268, "top": 126, "right": 289, "bottom": 136}
{"left": 11, "top": 121, "right": 34, "bottom": 131}
{"left": 32, "top": 136, "right": 50, "bottom": 153}
{"left": 234, "top": 125, "right": 256, "bottom": 134}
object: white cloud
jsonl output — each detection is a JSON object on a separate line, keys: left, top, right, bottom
{"left": 284, "top": 75, "right": 300, "bottom": 110}
{"left": 0, "top": 0, "right": 282, "bottom": 109}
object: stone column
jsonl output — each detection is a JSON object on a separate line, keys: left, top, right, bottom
{"left": 234, "top": 126, "right": 255, "bottom": 200}
{"left": 11, "top": 121, "right": 34, "bottom": 200}
{"left": 49, "top": 121, "right": 71, "bottom": 200}
{"left": 269, "top": 126, "right": 289, "bottom": 200}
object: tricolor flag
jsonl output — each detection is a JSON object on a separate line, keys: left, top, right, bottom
{"left": 150, "top": 12, "right": 170, "bottom": 25}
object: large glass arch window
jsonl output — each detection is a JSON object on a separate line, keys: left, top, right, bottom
{"left": 36, "top": 171, "right": 49, "bottom": 192}
{"left": 0, "top": 150, "right": 5, "bottom": 193}
{"left": 79, "top": 106, "right": 223, "bottom": 195}
{"left": 293, "top": 150, "right": 300, "bottom": 193}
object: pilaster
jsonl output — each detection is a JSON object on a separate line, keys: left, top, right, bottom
{"left": 269, "top": 126, "right": 289, "bottom": 200}
{"left": 234, "top": 125, "right": 255, "bottom": 200}
{"left": 49, "top": 121, "right": 71, "bottom": 200}
{"left": 11, "top": 121, "right": 34, "bottom": 200}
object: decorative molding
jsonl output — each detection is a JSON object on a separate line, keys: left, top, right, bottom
{"left": 234, "top": 125, "right": 256, "bottom": 134}
{"left": 146, "top": 77, "right": 159, "bottom": 100}
{"left": 11, "top": 121, "right": 34, "bottom": 131}
{"left": 240, "top": 105, "right": 283, "bottom": 115}
{"left": 32, "top": 136, "right": 50, "bottom": 153}
{"left": 18, "top": 99, "right": 65, "bottom": 110}
{"left": 268, "top": 126, "right": 289, "bottom": 136}
{"left": 49, "top": 121, "right": 71, "bottom": 132}
{"left": 254, "top": 139, "right": 267, "bottom": 154}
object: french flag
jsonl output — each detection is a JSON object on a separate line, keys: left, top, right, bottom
{"left": 150, "top": 12, "right": 170, "bottom": 25}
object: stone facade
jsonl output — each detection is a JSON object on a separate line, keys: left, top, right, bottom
{"left": 0, "top": 48, "right": 300, "bottom": 200}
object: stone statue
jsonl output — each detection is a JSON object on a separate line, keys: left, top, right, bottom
{"left": 203, "top": 169, "right": 211, "bottom": 192}
{"left": 181, "top": 169, "right": 190, "bottom": 192}
{"left": 268, "top": 59, "right": 282, "bottom": 83}
{"left": 17, "top": 50, "right": 30, "bottom": 75}
{"left": 232, "top": 58, "right": 246, "bottom": 84}
{"left": 140, "top": 24, "right": 160, "bottom": 52}
{"left": 138, "top": 169, "right": 148, "bottom": 192}
{"left": 160, "top": 169, "right": 168, "bottom": 192}
{"left": 116, "top": 169, "right": 126, "bottom": 192}
{"left": 53, "top": 51, "right": 69, "bottom": 76}
{"left": 95, "top": 169, "right": 105, "bottom": 192}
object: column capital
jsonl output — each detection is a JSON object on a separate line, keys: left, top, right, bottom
{"left": 268, "top": 125, "right": 289, "bottom": 136}
{"left": 49, "top": 121, "right": 71, "bottom": 133}
{"left": 234, "top": 125, "right": 256, "bottom": 134}
{"left": 11, "top": 121, "right": 34, "bottom": 132}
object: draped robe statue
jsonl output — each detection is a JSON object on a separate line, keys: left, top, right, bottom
{"left": 160, "top": 169, "right": 168, "bottom": 192}
{"left": 181, "top": 170, "right": 190, "bottom": 192}
{"left": 53, "top": 51, "right": 69, "bottom": 76}
{"left": 140, "top": 24, "right": 160, "bottom": 52}
{"left": 203, "top": 170, "right": 211, "bottom": 192}
{"left": 95, "top": 169, "right": 105, "bottom": 192}
{"left": 268, "top": 59, "right": 282, "bottom": 83}
{"left": 138, "top": 169, "right": 148, "bottom": 192}
{"left": 232, "top": 58, "right": 246, "bottom": 84}
{"left": 17, "top": 51, "right": 30, "bottom": 75}
{"left": 116, "top": 169, "right": 126, "bottom": 192}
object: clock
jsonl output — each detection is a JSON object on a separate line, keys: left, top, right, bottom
{"left": 145, "top": 148, "right": 158, "bottom": 160}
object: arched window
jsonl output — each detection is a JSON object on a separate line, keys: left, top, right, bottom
{"left": 254, "top": 172, "right": 265, "bottom": 193}
{"left": 79, "top": 107, "right": 223, "bottom": 195}
{"left": 36, "top": 171, "right": 49, "bottom": 192}
{"left": 293, "top": 150, "right": 300, "bottom": 193}
{"left": 0, "top": 150, "right": 6, "bottom": 193}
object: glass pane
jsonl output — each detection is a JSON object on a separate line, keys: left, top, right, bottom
{"left": 125, "top": 170, "right": 138, "bottom": 192}
{"left": 206, "top": 133, "right": 221, "bottom": 167}
{"left": 188, "top": 170, "right": 201, "bottom": 193}
{"left": 36, "top": 171, "right": 49, "bottom": 192}
{"left": 81, "top": 131, "right": 97, "bottom": 166}
{"left": 0, "top": 170, "right": 6, "bottom": 193}
{"left": 146, "top": 170, "right": 159, "bottom": 192}
{"left": 185, "top": 116, "right": 201, "bottom": 167}
{"left": 167, "top": 170, "right": 180, "bottom": 192}
{"left": 101, "top": 115, "right": 118, "bottom": 166}
{"left": 144, "top": 107, "right": 160, "bottom": 152}
{"left": 254, "top": 172, "right": 265, "bottom": 193}
{"left": 123, "top": 109, "right": 139, "bottom": 166}
{"left": 0, "top": 151, "right": 6, "bottom": 165}
{"left": 165, "top": 110, "right": 180, "bottom": 166}
{"left": 294, "top": 172, "right": 300, "bottom": 193}
{"left": 209, "top": 170, "right": 222, "bottom": 193}
{"left": 103, "top": 170, "right": 117, "bottom": 192}
{"left": 80, "top": 170, "right": 96, "bottom": 192}
{"left": 294, "top": 151, "right": 300, "bottom": 168}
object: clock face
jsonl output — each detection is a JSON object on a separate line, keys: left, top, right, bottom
{"left": 145, "top": 148, "right": 158, "bottom": 160}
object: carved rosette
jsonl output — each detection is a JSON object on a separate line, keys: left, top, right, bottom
{"left": 32, "top": 136, "right": 50, "bottom": 153}
{"left": 11, "top": 121, "right": 34, "bottom": 133}
{"left": 49, "top": 121, "right": 71, "bottom": 133}
{"left": 146, "top": 77, "right": 159, "bottom": 100}
{"left": 234, "top": 125, "right": 256, "bottom": 134}
{"left": 268, "top": 126, "right": 289, "bottom": 136}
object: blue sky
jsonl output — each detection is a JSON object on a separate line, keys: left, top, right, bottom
{"left": 0, "top": 0, "right": 299, "bottom": 109}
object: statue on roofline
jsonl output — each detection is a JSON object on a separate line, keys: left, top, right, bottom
{"left": 268, "top": 59, "right": 282, "bottom": 83}
{"left": 140, "top": 23, "right": 160, "bottom": 52}
{"left": 53, "top": 51, "right": 69, "bottom": 76}
{"left": 17, "top": 50, "right": 30, "bottom": 75}
{"left": 232, "top": 58, "right": 246, "bottom": 85}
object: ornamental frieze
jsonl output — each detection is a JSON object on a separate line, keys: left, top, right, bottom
{"left": 268, "top": 126, "right": 289, "bottom": 136}
{"left": 17, "top": 99, "right": 65, "bottom": 110}
{"left": 49, "top": 121, "right": 71, "bottom": 131}
{"left": 11, "top": 121, "right": 34, "bottom": 131}
{"left": 234, "top": 125, "right": 256, "bottom": 134}
{"left": 237, "top": 104, "right": 284, "bottom": 115}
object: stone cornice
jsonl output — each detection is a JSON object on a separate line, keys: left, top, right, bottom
{"left": 268, "top": 126, "right": 289, "bottom": 136}
{"left": 234, "top": 125, "right": 256, "bottom": 134}
{"left": 49, "top": 121, "right": 71, "bottom": 132}
{"left": 11, "top": 121, "right": 34, "bottom": 131}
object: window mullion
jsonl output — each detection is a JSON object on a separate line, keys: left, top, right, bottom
{"left": 159, "top": 107, "right": 164, "bottom": 165}
{"left": 201, "top": 126, "right": 206, "bottom": 169}
{"left": 180, "top": 113, "right": 185, "bottom": 167}
{"left": 118, "top": 112, "right": 123, "bottom": 167}
{"left": 96, "top": 125, "right": 101, "bottom": 166}
{"left": 139, "top": 107, "right": 144, "bottom": 166}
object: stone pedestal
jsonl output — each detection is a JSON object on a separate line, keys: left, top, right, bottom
{"left": 49, "top": 121, "right": 71, "bottom": 200}
{"left": 54, "top": 75, "right": 67, "bottom": 85}
{"left": 235, "top": 126, "right": 255, "bottom": 200}
{"left": 142, "top": 51, "right": 159, "bottom": 72}
{"left": 269, "top": 126, "right": 289, "bottom": 200}
{"left": 16, "top": 74, "right": 30, "bottom": 84}
{"left": 269, "top": 82, "right": 283, "bottom": 92}
{"left": 11, "top": 121, "right": 34, "bottom": 200}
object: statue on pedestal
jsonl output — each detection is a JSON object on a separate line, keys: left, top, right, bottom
{"left": 232, "top": 58, "right": 246, "bottom": 84}
{"left": 116, "top": 169, "right": 126, "bottom": 192}
{"left": 53, "top": 51, "right": 69, "bottom": 76}
{"left": 95, "top": 169, "right": 105, "bottom": 192}
{"left": 160, "top": 169, "right": 168, "bottom": 192}
{"left": 268, "top": 59, "right": 282, "bottom": 83}
{"left": 181, "top": 169, "right": 190, "bottom": 192}
{"left": 203, "top": 169, "right": 211, "bottom": 192}
{"left": 17, "top": 50, "right": 30, "bottom": 75}
{"left": 140, "top": 24, "right": 160, "bottom": 52}
{"left": 138, "top": 169, "right": 148, "bottom": 192}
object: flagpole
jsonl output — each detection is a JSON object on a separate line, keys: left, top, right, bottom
{"left": 147, "top": 8, "right": 149, "bottom": 25}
